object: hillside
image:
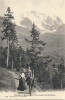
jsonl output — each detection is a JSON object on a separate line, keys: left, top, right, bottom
{"left": 0, "top": 67, "right": 16, "bottom": 91}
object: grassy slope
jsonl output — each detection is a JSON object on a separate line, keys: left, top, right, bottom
{"left": 0, "top": 67, "right": 16, "bottom": 91}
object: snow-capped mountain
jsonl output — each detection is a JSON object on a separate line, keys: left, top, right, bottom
{"left": 14, "top": 11, "right": 63, "bottom": 34}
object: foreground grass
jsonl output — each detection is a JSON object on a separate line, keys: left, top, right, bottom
{"left": 0, "top": 67, "right": 16, "bottom": 92}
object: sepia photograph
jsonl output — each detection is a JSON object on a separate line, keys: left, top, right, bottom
{"left": 0, "top": 0, "right": 65, "bottom": 99}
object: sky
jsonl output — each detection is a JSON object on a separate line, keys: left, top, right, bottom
{"left": 0, "top": 0, "right": 65, "bottom": 23}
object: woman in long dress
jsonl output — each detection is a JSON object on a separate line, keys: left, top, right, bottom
{"left": 17, "top": 72, "right": 27, "bottom": 91}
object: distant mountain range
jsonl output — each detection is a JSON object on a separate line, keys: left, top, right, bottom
{"left": 14, "top": 11, "right": 65, "bottom": 34}
{"left": 0, "top": 11, "right": 65, "bottom": 65}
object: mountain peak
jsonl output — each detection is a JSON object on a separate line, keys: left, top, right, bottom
{"left": 18, "top": 11, "right": 63, "bottom": 33}
{"left": 12, "top": 11, "right": 63, "bottom": 34}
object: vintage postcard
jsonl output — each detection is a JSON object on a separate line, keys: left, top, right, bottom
{"left": 0, "top": 0, "right": 65, "bottom": 99}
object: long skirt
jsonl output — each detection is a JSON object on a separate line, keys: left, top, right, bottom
{"left": 17, "top": 78, "right": 27, "bottom": 91}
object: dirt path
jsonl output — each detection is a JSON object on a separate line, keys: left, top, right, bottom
{"left": 9, "top": 71, "right": 40, "bottom": 95}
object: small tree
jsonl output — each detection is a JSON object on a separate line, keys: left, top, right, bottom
{"left": 10, "top": 42, "right": 17, "bottom": 70}
{"left": 25, "top": 23, "right": 46, "bottom": 77}
{"left": 19, "top": 46, "right": 22, "bottom": 68}
{"left": 58, "top": 57, "right": 65, "bottom": 89}
{"left": 18, "top": 46, "right": 25, "bottom": 69}
{"left": 0, "top": 46, "right": 7, "bottom": 68}
{"left": 1, "top": 7, "right": 18, "bottom": 69}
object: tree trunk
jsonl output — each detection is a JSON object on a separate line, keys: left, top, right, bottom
{"left": 61, "top": 79, "right": 63, "bottom": 89}
{"left": 32, "top": 69, "right": 34, "bottom": 78}
{"left": 12, "top": 55, "right": 13, "bottom": 70}
{"left": 60, "top": 73, "right": 63, "bottom": 89}
{"left": 20, "top": 53, "right": 21, "bottom": 68}
{"left": 7, "top": 38, "right": 9, "bottom": 69}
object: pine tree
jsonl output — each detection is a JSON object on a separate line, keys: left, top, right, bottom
{"left": 1, "top": 7, "right": 18, "bottom": 69}
{"left": 25, "top": 23, "right": 46, "bottom": 77}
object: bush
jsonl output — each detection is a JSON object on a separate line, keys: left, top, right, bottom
{"left": 52, "top": 72, "right": 61, "bottom": 89}
{"left": 38, "top": 70, "right": 49, "bottom": 83}
{"left": 63, "top": 73, "right": 65, "bottom": 88}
